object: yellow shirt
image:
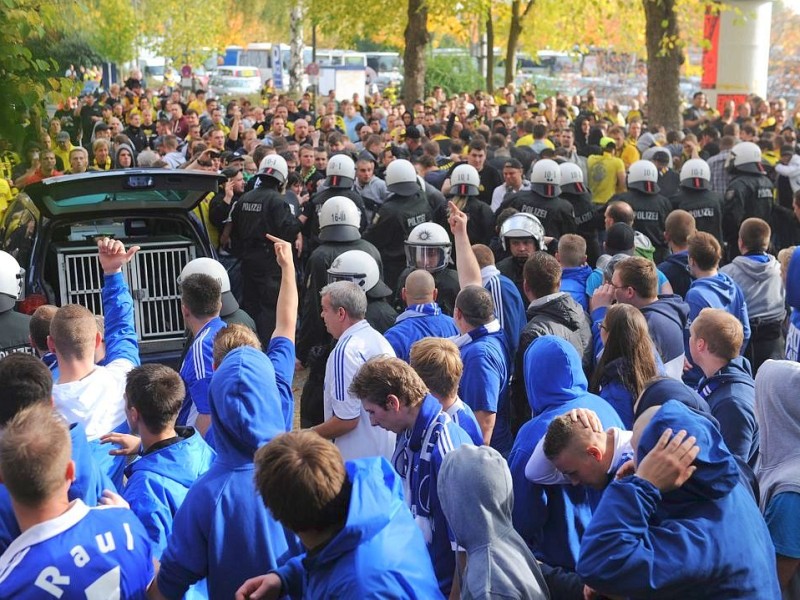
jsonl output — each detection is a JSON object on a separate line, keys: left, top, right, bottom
{"left": 587, "top": 153, "right": 626, "bottom": 204}
{"left": 0, "top": 178, "right": 12, "bottom": 225}
{"left": 54, "top": 144, "right": 76, "bottom": 171}
{"left": 617, "top": 142, "right": 640, "bottom": 170}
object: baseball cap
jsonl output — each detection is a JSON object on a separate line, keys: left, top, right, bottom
{"left": 605, "top": 223, "right": 636, "bottom": 254}
{"left": 599, "top": 137, "right": 616, "bottom": 150}
{"left": 651, "top": 149, "right": 672, "bottom": 164}
{"left": 232, "top": 148, "right": 248, "bottom": 159}
{"left": 56, "top": 131, "right": 71, "bottom": 142}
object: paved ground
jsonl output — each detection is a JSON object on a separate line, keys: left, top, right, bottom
{"left": 292, "top": 366, "right": 307, "bottom": 431}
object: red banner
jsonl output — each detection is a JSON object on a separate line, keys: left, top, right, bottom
{"left": 701, "top": 6, "right": 720, "bottom": 90}
{"left": 716, "top": 94, "right": 748, "bottom": 113}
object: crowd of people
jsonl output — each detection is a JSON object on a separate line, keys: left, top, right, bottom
{"left": 0, "top": 69, "right": 799, "bottom": 598}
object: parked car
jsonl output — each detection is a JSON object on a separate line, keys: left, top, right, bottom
{"left": 1, "top": 169, "right": 222, "bottom": 362}
{"left": 208, "top": 66, "right": 262, "bottom": 98}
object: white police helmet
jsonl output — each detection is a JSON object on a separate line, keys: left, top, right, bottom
{"left": 0, "top": 251, "right": 24, "bottom": 313}
{"left": 559, "top": 162, "right": 586, "bottom": 195}
{"left": 628, "top": 159, "right": 660, "bottom": 194}
{"left": 318, "top": 196, "right": 362, "bottom": 242}
{"left": 728, "top": 141, "right": 765, "bottom": 175}
{"left": 499, "top": 213, "right": 546, "bottom": 251}
{"left": 385, "top": 159, "right": 419, "bottom": 196}
{"left": 325, "top": 153, "right": 356, "bottom": 188}
{"left": 449, "top": 164, "right": 480, "bottom": 197}
{"left": 530, "top": 159, "right": 562, "bottom": 198}
{"left": 679, "top": 158, "right": 711, "bottom": 190}
{"left": 404, "top": 222, "right": 452, "bottom": 273}
{"left": 258, "top": 154, "right": 289, "bottom": 185}
{"left": 178, "top": 257, "right": 239, "bottom": 316}
{"left": 328, "top": 250, "right": 392, "bottom": 298}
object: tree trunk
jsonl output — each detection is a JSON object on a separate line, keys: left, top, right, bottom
{"left": 403, "top": 0, "right": 429, "bottom": 102}
{"left": 485, "top": 7, "right": 494, "bottom": 92}
{"left": 643, "top": 0, "right": 682, "bottom": 130}
{"left": 505, "top": 0, "right": 522, "bottom": 86}
{"left": 290, "top": 1, "right": 304, "bottom": 96}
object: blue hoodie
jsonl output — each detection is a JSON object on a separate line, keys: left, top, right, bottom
{"left": 275, "top": 457, "right": 445, "bottom": 599}
{"left": 684, "top": 272, "right": 751, "bottom": 386}
{"left": 786, "top": 246, "right": 800, "bottom": 362}
{"left": 508, "top": 335, "right": 623, "bottom": 569}
{"left": 560, "top": 265, "right": 592, "bottom": 312}
{"left": 384, "top": 303, "right": 458, "bottom": 363}
{"left": 640, "top": 294, "right": 690, "bottom": 379}
{"left": 0, "top": 422, "right": 115, "bottom": 553}
{"left": 697, "top": 356, "right": 758, "bottom": 468}
{"left": 122, "top": 427, "right": 216, "bottom": 558}
{"left": 577, "top": 400, "right": 780, "bottom": 599}
{"left": 658, "top": 250, "right": 693, "bottom": 298}
{"left": 156, "top": 347, "right": 299, "bottom": 599}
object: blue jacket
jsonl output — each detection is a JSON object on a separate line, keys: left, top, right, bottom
{"left": 123, "top": 427, "right": 216, "bottom": 558}
{"left": 577, "top": 400, "right": 780, "bottom": 599}
{"left": 156, "top": 347, "right": 299, "bottom": 600}
{"left": 596, "top": 357, "right": 638, "bottom": 429}
{"left": 0, "top": 422, "right": 114, "bottom": 553}
{"left": 485, "top": 271, "right": 527, "bottom": 361}
{"left": 640, "top": 294, "right": 690, "bottom": 378}
{"left": 275, "top": 457, "right": 445, "bottom": 599}
{"left": 384, "top": 304, "right": 458, "bottom": 363}
{"left": 684, "top": 272, "right": 751, "bottom": 386}
{"left": 635, "top": 377, "right": 710, "bottom": 421}
{"left": 560, "top": 265, "right": 592, "bottom": 312}
{"left": 786, "top": 246, "right": 800, "bottom": 361}
{"left": 658, "top": 250, "right": 693, "bottom": 298}
{"left": 508, "top": 336, "right": 623, "bottom": 569}
{"left": 697, "top": 356, "right": 758, "bottom": 468}
{"left": 459, "top": 324, "right": 513, "bottom": 456}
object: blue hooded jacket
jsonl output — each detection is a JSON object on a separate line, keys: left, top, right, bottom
{"left": 560, "top": 265, "right": 592, "bottom": 312}
{"left": 485, "top": 271, "right": 527, "bottom": 363}
{"left": 577, "top": 400, "right": 780, "bottom": 599}
{"left": 640, "top": 294, "right": 690, "bottom": 379}
{"left": 684, "top": 272, "right": 751, "bottom": 386}
{"left": 697, "top": 355, "right": 758, "bottom": 468}
{"left": 658, "top": 250, "right": 693, "bottom": 298}
{"left": 156, "top": 347, "right": 299, "bottom": 600}
{"left": 0, "top": 422, "right": 115, "bottom": 553}
{"left": 275, "top": 457, "right": 445, "bottom": 599}
{"left": 122, "top": 427, "right": 216, "bottom": 558}
{"left": 786, "top": 246, "right": 800, "bottom": 361}
{"left": 508, "top": 335, "right": 623, "bottom": 569}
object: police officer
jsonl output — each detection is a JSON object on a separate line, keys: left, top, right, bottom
{"left": 229, "top": 154, "right": 301, "bottom": 344}
{"left": 671, "top": 158, "right": 724, "bottom": 244}
{"left": 611, "top": 159, "right": 673, "bottom": 263}
{"left": 723, "top": 141, "right": 775, "bottom": 260}
{"left": 178, "top": 257, "right": 256, "bottom": 332}
{"left": 0, "top": 251, "right": 33, "bottom": 358}
{"left": 498, "top": 158, "right": 576, "bottom": 240}
{"left": 495, "top": 213, "right": 546, "bottom": 301}
{"left": 297, "top": 197, "right": 386, "bottom": 428}
{"left": 559, "top": 161, "right": 601, "bottom": 267}
{"left": 300, "top": 152, "right": 369, "bottom": 253}
{"left": 418, "top": 174, "right": 449, "bottom": 230}
{"left": 393, "top": 222, "right": 460, "bottom": 316}
{"left": 328, "top": 250, "right": 397, "bottom": 333}
{"left": 447, "top": 163, "right": 495, "bottom": 246}
{"left": 363, "top": 159, "right": 433, "bottom": 293}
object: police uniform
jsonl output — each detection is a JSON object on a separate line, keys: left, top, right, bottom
{"left": 612, "top": 190, "right": 673, "bottom": 264}
{"left": 562, "top": 189, "right": 601, "bottom": 267}
{"left": 671, "top": 188, "right": 725, "bottom": 244}
{"left": 0, "top": 309, "right": 32, "bottom": 358}
{"left": 723, "top": 173, "right": 774, "bottom": 260}
{"left": 230, "top": 185, "right": 301, "bottom": 344}
{"left": 393, "top": 266, "right": 461, "bottom": 316}
{"left": 363, "top": 190, "right": 433, "bottom": 293}
{"left": 458, "top": 196, "right": 495, "bottom": 246}
{"left": 498, "top": 190, "right": 576, "bottom": 240}
{"left": 497, "top": 255, "right": 527, "bottom": 302}
{"left": 447, "top": 163, "right": 503, "bottom": 206}
{"left": 302, "top": 187, "right": 369, "bottom": 254}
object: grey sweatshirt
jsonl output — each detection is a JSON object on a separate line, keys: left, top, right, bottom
{"left": 438, "top": 445, "right": 550, "bottom": 600}
{"left": 720, "top": 254, "right": 785, "bottom": 322}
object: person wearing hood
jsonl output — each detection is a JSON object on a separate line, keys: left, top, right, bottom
{"left": 384, "top": 269, "right": 458, "bottom": 363}
{"left": 689, "top": 308, "right": 758, "bottom": 467}
{"left": 684, "top": 232, "right": 750, "bottom": 387}
{"left": 237, "top": 431, "right": 445, "bottom": 600}
{"left": 557, "top": 234, "right": 592, "bottom": 311}
{"left": 658, "top": 209, "right": 697, "bottom": 298}
{"left": 508, "top": 335, "right": 623, "bottom": 570}
{"left": 720, "top": 218, "right": 786, "bottom": 373}
{"left": 755, "top": 360, "right": 800, "bottom": 596}
{"left": 351, "top": 356, "right": 474, "bottom": 596}
{"left": 101, "top": 364, "right": 214, "bottom": 600}
{"left": 439, "top": 444, "right": 550, "bottom": 600}
{"left": 512, "top": 251, "right": 593, "bottom": 432}
{"left": 591, "top": 256, "right": 689, "bottom": 380}
{"left": 785, "top": 246, "right": 800, "bottom": 362}
{"left": 149, "top": 346, "right": 299, "bottom": 600}
{"left": 577, "top": 400, "right": 780, "bottom": 599}
{"left": 114, "top": 141, "right": 136, "bottom": 169}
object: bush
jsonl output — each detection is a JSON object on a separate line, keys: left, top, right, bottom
{"left": 424, "top": 54, "right": 485, "bottom": 97}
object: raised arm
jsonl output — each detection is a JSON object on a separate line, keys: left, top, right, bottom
{"left": 267, "top": 234, "right": 297, "bottom": 342}
{"left": 448, "top": 201, "right": 481, "bottom": 289}
{"left": 97, "top": 237, "right": 141, "bottom": 369}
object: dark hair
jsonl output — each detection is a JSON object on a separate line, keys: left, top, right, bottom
{"left": 125, "top": 364, "right": 185, "bottom": 433}
{"left": 468, "top": 138, "right": 487, "bottom": 153}
{"left": 180, "top": 273, "right": 222, "bottom": 318}
{"left": 0, "top": 355, "right": 53, "bottom": 426}
{"left": 455, "top": 285, "right": 495, "bottom": 328}
{"left": 739, "top": 218, "right": 770, "bottom": 253}
{"left": 523, "top": 252, "right": 561, "bottom": 297}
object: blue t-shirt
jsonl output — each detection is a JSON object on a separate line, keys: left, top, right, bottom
{"left": 178, "top": 318, "right": 227, "bottom": 424}
{"left": 765, "top": 492, "right": 800, "bottom": 559}
{"left": 267, "top": 336, "right": 296, "bottom": 433}
{"left": 445, "top": 400, "right": 484, "bottom": 446}
{"left": 0, "top": 501, "right": 153, "bottom": 599}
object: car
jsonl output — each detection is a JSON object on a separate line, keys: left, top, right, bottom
{"left": 1, "top": 169, "right": 223, "bottom": 363}
{"left": 208, "top": 66, "right": 263, "bottom": 98}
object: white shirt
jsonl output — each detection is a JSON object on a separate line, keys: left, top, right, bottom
{"left": 324, "top": 320, "right": 396, "bottom": 462}
{"left": 490, "top": 180, "right": 531, "bottom": 213}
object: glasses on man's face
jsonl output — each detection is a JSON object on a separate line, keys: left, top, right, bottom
{"left": 609, "top": 281, "right": 629, "bottom": 291}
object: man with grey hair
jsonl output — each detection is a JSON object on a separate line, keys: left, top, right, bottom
{"left": 313, "top": 280, "right": 396, "bottom": 461}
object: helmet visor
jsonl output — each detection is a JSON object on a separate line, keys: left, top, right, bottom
{"left": 327, "top": 270, "right": 368, "bottom": 289}
{"left": 405, "top": 245, "right": 448, "bottom": 271}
